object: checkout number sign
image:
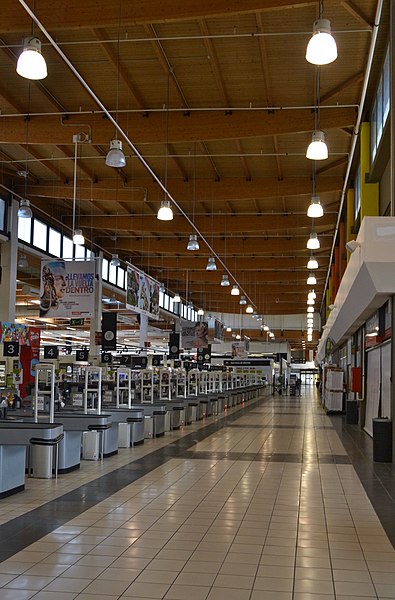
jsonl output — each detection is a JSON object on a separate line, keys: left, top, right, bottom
{"left": 44, "top": 346, "right": 59, "bottom": 359}
{"left": 4, "top": 342, "right": 19, "bottom": 357}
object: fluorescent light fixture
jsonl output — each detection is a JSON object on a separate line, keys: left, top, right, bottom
{"left": 306, "top": 19, "right": 338, "bottom": 66}
{"left": 157, "top": 199, "right": 173, "bottom": 221}
{"left": 110, "top": 253, "right": 120, "bottom": 267}
{"left": 239, "top": 295, "right": 247, "bottom": 305}
{"left": 307, "top": 256, "right": 318, "bottom": 270}
{"left": 307, "top": 272, "right": 317, "bottom": 285}
{"left": 18, "top": 198, "right": 32, "bottom": 219}
{"left": 231, "top": 284, "right": 240, "bottom": 296}
{"left": 246, "top": 305, "right": 254, "bottom": 314}
{"left": 16, "top": 37, "right": 48, "bottom": 80}
{"left": 206, "top": 257, "right": 217, "bottom": 271}
{"left": 307, "top": 196, "right": 324, "bottom": 218}
{"left": 187, "top": 234, "right": 199, "bottom": 251}
{"left": 173, "top": 292, "right": 181, "bottom": 303}
{"left": 221, "top": 274, "right": 230, "bottom": 287}
{"left": 105, "top": 139, "right": 126, "bottom": 167}
{"left": 307, "top": 232, "right": 320, "bottom": 249}
{"left": 306, "top": 131, "right": 328, "bottom": 160}
{"left": 73, "top": 229, "right": 85, "bottom": 245}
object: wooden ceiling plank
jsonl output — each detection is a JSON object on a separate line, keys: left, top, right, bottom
{"left": 340, "top": 0, "right": 374, "bottom": 29}
{"left": 316, "top": 156, "right": 348, "bottom": 175}
{"left": 0, "top": 147, "right": 39, "bottom": 184}
{"left": 320, "top": 71, "right": 364, "bottom": 104}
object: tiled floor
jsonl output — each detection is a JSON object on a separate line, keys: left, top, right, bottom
{"left": 1, "top": 388, "right": 395, "bottom": 599}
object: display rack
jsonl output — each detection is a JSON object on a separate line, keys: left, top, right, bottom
{"left": 159, "top": 367, "right": 171, "bottom": 401}
{"left": 141, "top": 369, "right": 154, "bottom": 404}
{"left": 83, "top": 366, "right": 102, "bottom": 414}
{"left": 34, "top": 363, "right": 56, "bottom": 423}
{"left": 116, "top": 367, "right": 131, "bottom": 408}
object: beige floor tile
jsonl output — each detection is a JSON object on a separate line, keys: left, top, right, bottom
{"left": 4, "top": 575, "right": 55, "bottom": 590}
{"left": 123, "top": 581, "right": 171, "bottom": 598}
{"left": 164, "top": 584, "right": 210, "bottom": 600}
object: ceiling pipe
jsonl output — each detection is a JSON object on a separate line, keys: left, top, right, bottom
{"left": 16, "top": 0, "right": 254, "bottom": 307}
{"left": 320, "top": 0, "right": 384, "bottom": 315}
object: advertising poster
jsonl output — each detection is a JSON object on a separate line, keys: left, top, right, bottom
{"left": 231, "top": 341, "right": 249, "bottom": 359}
{"left": 126, "top": 265, "right": 160, "bottom": 319}
{"left": 39, "top": 259, "right": 95, "bottom": 318}
{"left": 209, "top": 318, "right": 225, "bottom": 343}
{"left": 0, "top": 322, "right": 40, "bottom": 347}
{"left": 182, "top": 322, "right": 209, "bottom": 350}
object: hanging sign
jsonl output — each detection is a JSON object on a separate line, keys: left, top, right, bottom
{"left": 44, "top": 346, "right": 59, "bottom": 360}
{"left": 126, "top": 264, "right": 160, "bottom": 319}
{"left": 76, "top": 348, "right": 89, "bottom": 362}
{"left": 231, "top": 341, "right": 248, "bottom": 359}
{"left": 169, "top": 333, "right": 180, "bottom": 359}
{"left": 4, "top": 341, "right": 19, "bottom": 357}
{"left": 102, "top": 312, "right": 117, "bottom": 350}
{"left": 181, "top": 322, "right": 209, "bottom": 350}
{"left": 39, "top": 259, "right": 95, "bottom": 318}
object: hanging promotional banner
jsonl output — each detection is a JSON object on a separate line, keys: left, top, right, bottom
{"left": 231, "top": 341, "right": 249, "bottom": 359}
{"left": 209, "top": 318, "right": 225, "bottom": 343}
{"left": 39, "top": 259, "right": 95, "bottom": 318}
{"left": 102, "top": 312, "right": 117, "bottom": 350}
{"left": 169, "top": 333, "right": 180, "bottom": 359}
{"left": 126, "top": 264, "right": 160, "bottom": 319}
{"left": 0, "top": 322, "right": 40, "bottom": 347}
{"left": 181, "top": 322, "right": 209, "bottom": 350}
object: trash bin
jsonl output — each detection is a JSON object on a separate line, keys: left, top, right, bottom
{"left": 346, "top": 401, "right": 358, "bottom": 424}
{"left": 30, "top": 443, "right": 54, "bottom": 479}
{"left": 373, "top": 418, "right": 392, "bottom": 462}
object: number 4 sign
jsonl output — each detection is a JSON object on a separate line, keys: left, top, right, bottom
{"left": 44, "top": 346, "right": 59, "bottom": 359}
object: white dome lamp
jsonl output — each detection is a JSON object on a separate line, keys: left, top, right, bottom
{"left": 105, "top": 139, "right": 126, "bottom": 168}
{"left": 73, "top": 229, "right": 85, "bottom": 245}
{"left": 110, "top": 254, "right": 121, "bottom": 267}
{"left": 306, "top": 131, "right": 328, "bottom": 160}
{"left": 18, "top": 198, "right": 32, "bottom": 219}
{"left": 307, "top": 256, "right": 319, "bottom": 270}
{"left": 306, "top": 18, "right": 338, "bottom": 66}
{"left": 157, "top": 199, "right": 174, "bottom": 221}
{"left": 220, "top": 274, "right": 230, "bottom": 287}
{"left": 206, "top": 257, "right": 217, "bottom": 271}
{"left": 231, "top": 284, "right": 240, "bottom": 296}
{"left": 307, "top": 232, "right": 320, "bottom": 250}
{"left": 16, "top": 37, "right": 48, "bottom": 80}
{"left": 307, "top": 196, "right": 324, "bottom": 218}
{"left": 307, "top": 272, "right": 317, "bottom": 285}
{"left": 187, "top": 234, "right": 199, "bottom": 251}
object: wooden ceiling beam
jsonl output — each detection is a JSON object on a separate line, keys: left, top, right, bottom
{"left": 73, "top": 212, "right": 336, "bottom": 233}
{"left": 134, "top": 257, "right": 326, "bottom": 274}
{"left": 24, "top": 176, "right": 343, "bottom": 204}
{"left": 3, "top": 0, "right": 315, "bottom": 32}
{"left": 0, "top": 108, "right": 356, "bottom": 146}
{"left": 316, "top": 156, "right": 348, "bottom": 175}
{"left": 340, "top": 0, "right": 374, "bottom": 29}
{"left": 320, "top": 71, "right": 364, "bottom": 104}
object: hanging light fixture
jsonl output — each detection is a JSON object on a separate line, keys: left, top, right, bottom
{"left": 157, "top": 199, "right": 174, "bottom": 221}
{"left": 306, "top": 19, "right": 338, "bottom": 66}
{"left": 187, "top": 234, "right": 199, "bottom": 251}
{"left": 246, "top": 305, "right": 254, "bottom": 314}
{"left": 110, "top": 254, "right": 121, "bottom": 267}
{"left": 235, "top": 333, "right": 241, "bottom": 340}
{"left": 306, "top": 131, "right": 328, "bottom": 160}
{"left": 173, "top": 292, "right": 181, "bottom": 303}
{"left": 226, "top": 326, "right": 232, "bottom": 332}
{"left": 221, "top": 274, "right": 230, "bottom": 287}
{"left": 307, "top": 196, "right": 324, "bottom": 218}
{"left": 263, "top": 324, "right": 270, "bottom": 331}
{"left": 307, "top": 327, "right": 313, "bottom": 335}
{"left": 239, "top": 295, "right": 247, "bottom": 305}
{"left": 269, "top": 332, "right": 275, "bottom": 338}
{"left": 307, "top": 272, "right": 317, "bottom": 285}
{"left": 17, "top": 198, "right": 32, "bottom": 219}
{"left": 198, "top": 308, "right": 204, "bottom": 316}
{"left": 105, "top": 139, "right": 126, "bottom": 168}
{"left": 159, "top": 282, "right": 166, "bottom": 293}
{"left": 308, "top": 290, "right": 316, "bottom": 299}
{"left": 307, "top": 232, "right": 320, "bottom": 249}
{"left": 307, "top": 256, "right": 319, "bottom": 270}
{"left": 206, "top": 257, "right": 217, "bottom": 271}
{"left": 307, "top": 306, "right": 314, "bottom": 313}
{"left": 307, "top": 298, "right": 315, "bottom": 305}
{"left": 73, "top": 229, "right": 85, "bottom": 245}
{"left": 16, "top": 37, "right": 47, "bottom": 80}
{"left": 231, "top": 284, "right": 240, "bottom": 296}
{"left": 17, "top": 254, "right": 28, "bottom": 269}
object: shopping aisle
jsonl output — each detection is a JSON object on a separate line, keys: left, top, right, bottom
{"left": 0, "top": 390, "right": 395, "bottom": 600}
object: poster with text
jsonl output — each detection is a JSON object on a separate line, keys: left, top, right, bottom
{"left": 126, "top": 265, "right": 160, "bottom": 319}
{"left": 39, "top": 259, "right": 95, "bottom": 318}
{"left": 182, "top": 322, "right": 209, "bottom": 350}
{"left": 231, "top": 341, "right": 248, "bottom": 359}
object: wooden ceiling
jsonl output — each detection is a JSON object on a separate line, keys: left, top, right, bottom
{"left": 1, "top": 0, "right": 380, "bottom": 348}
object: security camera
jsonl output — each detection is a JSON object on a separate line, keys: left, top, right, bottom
{"left": 345, "top": 240, "right": 360, "bottom": 253}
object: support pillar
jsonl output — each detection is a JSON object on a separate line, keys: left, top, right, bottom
{"left": 0, "top": 199, "right": 18, "bottom": 322}
{"left": 89, "top": 253, "right": 102, "bottom": 362}
{"left": 360, "top": 122, "right": 379, "bottom": 220}
{"left": 139, "top": 314, "right": 148, "bottom": 348}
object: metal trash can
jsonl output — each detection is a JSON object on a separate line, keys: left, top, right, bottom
{"left": 30, "top": 443, "right": 54, "bottom": 478}
{"left": 373, "top": 418, "right": 392, "bottom": 462}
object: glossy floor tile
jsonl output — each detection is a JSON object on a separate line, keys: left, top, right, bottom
{"left": 1, "top": 387, "right": 395, "bottom": 599}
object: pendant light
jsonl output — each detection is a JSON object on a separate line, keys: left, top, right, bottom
{"left": 269, "top": 332, "right": 275, "bottom": 338}
{"left": 307, "top": 196, "right": 324, "bottom": 218}
{"left": 17, "top": 253, "right": 28, "bottom": 269}
{"left": 235, "top": 333, "right": 241, "bottom": 340}
{"left": 157, "top": 199, "right": 174, "bottom": 221}
{"left": 246, "top": 304, "right": 254, "bottom": 314}
{"left": 198, "top": 308, "right": 204, "bottom": 316}
{"left": 16, "top": 37, "right": 47, "bottom": 80}
{"left": 221, "top": 274, "right": 230, "bottom": 287}
{"left": 307, "top": 334, "right": 313, "bottom": 341}
{"left": 18, "top": 198, "right": 32, "bottom": 219}
{"left": 307, "top": 256, "right": 319, "bottom": 270}
{"left": 187, "top": 234, "right": 199, "bottom": 251}
{"left": 307, "top": 306, "right": 314, "bottom": 313}
{"left": 307, "top": 327, "right": 313, "bottom": 335}
{"left": 307, "top": 232, "right": 320, "bottom": 249}
{"left": 306, "top": 131, "right": 328, "bottom": 160}
{"left": 307, "top": 298, "right": 315, "bottom": 305}
{"left": 226, "top": 326, "right": 232, "bottom": 333}
{"left": 105, "top": 139, "right": 126, "bottom": 168}
{"left": 263, "top": 324, "right": 269, "bottom": 331}
{"left": 206, "top": 257, "right": 217, "bottom": 271}
{"left": 110, "top": 254, "right": 121, "bottom": 267}
{"left": 308, "top": 290, "right": 316, "bottom": 299}
{"left": 173, "top": 292, "right": 181, "bottom": 303}
{"left": 306, "top": 19, "right": 337, "bottom": 66}
{"left": 239, "top": 295, "right": 247, "bottom": 305}
{"left": 307, "top": 272, "right": 317, "bottom": 285}
{"left": 159, "top": 282, "right": 166, "bottom": 293}
{"left": 73, "top": 229, "right": 85, "bottom": 245}
{"left": 231, "top": 284, "right": 240, "bottom": 296}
